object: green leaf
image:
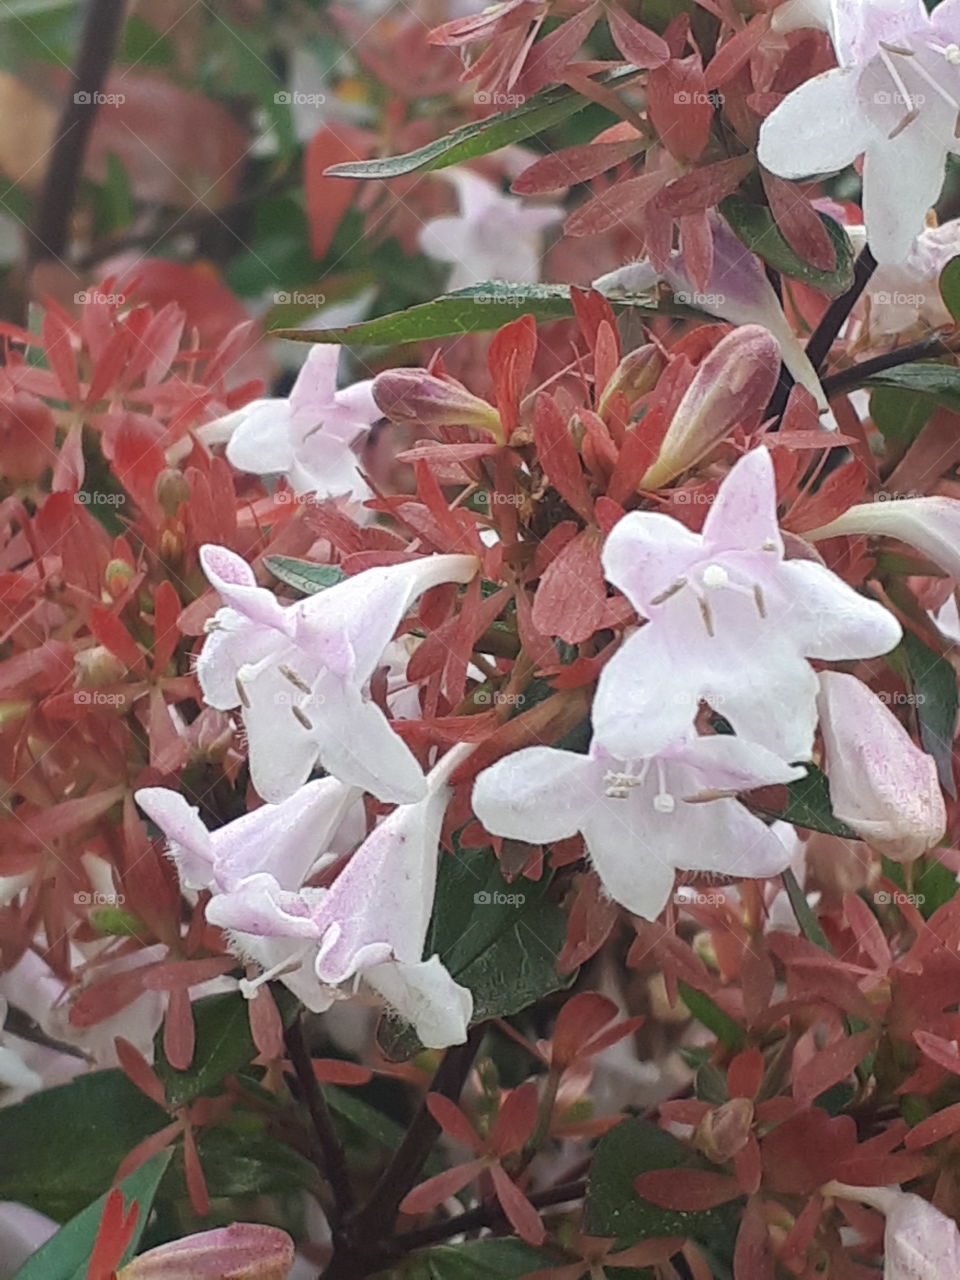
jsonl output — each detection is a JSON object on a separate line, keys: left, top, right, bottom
{"left": 379, "top": 842, "right": 573, "bottom": 1060}
{"left": 12, "top": 1151, "right": 173, "bottom": 1280}
{"left": 721, "top": 195, "right": 854, "bottom": 295}
{"left": 900, "top": 629, "right": 959, "bottom": 798}
{"left": 394, "top": 1238, "right": 555, "bottom": 1279}
{"left": 326, "top": 70, "right": 638, "bottom": 179}
{"left": 162, "top": 1125, "right": 317, "bottom": 1200}
{"left": 264, "top": 554, "right": 347, "bottom": 596}
{"left": 863, "top": 363, "right": 960, "bottom": 414}
{"left": 750, "top": 765, "right": 856, "bottom": 837}
{"left": 939, "top": 255, "right": 960, "bottom": 325}
{"left": 677, "top": 982, "right": 745, "bottom": 1051}
{"left": 155, "top": 988, "right": 298, "bottom": 1108}
{"left": 869, "top": 385, "right": 933, "bottom": 449}
{"left": 271, "top": 282, "right": 665, "bottom": 349}
{"left": 0, "top": 1070, "right": 169, "bottom": 1220}
{"left": 584, "top": 1117, "right": 742, "bottom": 1244}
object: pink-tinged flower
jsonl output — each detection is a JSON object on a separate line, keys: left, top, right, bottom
{"left": 419, "top": 168, "right": 563, "bottom": 290}
{"left": 196, "top": 544, "right": 478, "bottom": 804}
{"left": 592, "top": 215, "right": 828, "bottom": 409}
{"left": 136, "top": 776, "right": 360, "bottom": 1013}
{"left": 472, "top": 734, "right": 804, "bottom": 919}
{"left": 856, "top": 217, "right": 960, "bottom": 334}
{"left": 117, "top": 1223, "right": 295, "bottom": 1278}
{"left": 206, "top": 745, "right": 474, "bottom": 1049}
{"left": 198, "top": 345, "right": 380, "bottom": 500}
{"left": 806, "top": 494, "right": 960, "bottom": 581}
{"left": 640, "top": 325, "right": 782, "bottom": 490}
{"left": 594, "top": 447, "right": 903, "bottom": 764}
{"left": 759, "top": 0, "right": 960, "bottom": 264}
{"left": 823, "top": 1182, "right": 960, "bottom": 1278}
{"left": 817, "top": 671, "right": 945, "bottom": 862}
{"left": 371, "top": 367, "right": 504, "bottom": 437}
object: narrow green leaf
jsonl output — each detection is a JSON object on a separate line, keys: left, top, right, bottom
{"left": 782, "top": 867, "right": 831, "bottom": 951}
{"left": 869, "top": 386, "right": 933, "bottom": 449}
{"left": 900, "top": 629, "right": 959, "bottom": 797}
{"left": 264, "top": 554, "right": 346, "bottom": 596}
{"left": 326, "top": 70, "right": 638, "bottom": 179}
{"left": 939, "top": 255, "right": 960, "bottom": 325}
{"left": 721, "top": 195, "right": 854, "bottom": 295}
{"left": 749, "top": 765, "right": 856, "bottom": 838}
{"left": 395, "top": 1238, "right": 556, "bottom": 1278}
{"left": 12, "top": 1151, "right": 174, "bottom": 1280}
{"left": 677, "top": 981, "right": 745, "bottom": 1050}
{"left": 272, "top": 282, "right": 665, "bottom": 349}
{"left": 863, "top": 362, "right": 960, "bottom": 414}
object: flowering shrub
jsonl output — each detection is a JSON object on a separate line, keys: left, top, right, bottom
{"left": 4, "top": 0, "right": 960, "bottom": 1277}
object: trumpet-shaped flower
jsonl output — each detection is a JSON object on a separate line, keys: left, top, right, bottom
{"left": 823, "top": 1182, "right": 960, "bottom": 1278}
{"left": 806, "top": 493, "right": 960, "bottom": 581}
{"left": 206, "top": 746, "right": 474, "bottom": 1049}
{"left": 857, "top": 217, "right": 960, "bottom": 334}
{"left": 592, "top": 215, "right": 827, "bottom": 409}
{"left": 817, "top": 671, "right": 945, "bottom": 861}
{"left": 419, "top": 168, "right": 563, "bottom": 290}
{"left": 118, "top": 1223, "right": 295, "bottom": 1279}
{"left": 196, "top": 544, "right": 478, "bottom": 804}
{"left": 759, "top": 0, "right": 960, "bottom": 263}
{"left": 198, "top": 345, "right": 380, "bottom": 500}
{"left": 472, "top": 735, "right": 805, "bottom": 920}
{"left": 594, "top": 447, "right": 903, "bottom": 764}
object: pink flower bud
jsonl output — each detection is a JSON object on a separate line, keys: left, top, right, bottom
{"left": 817, "top": 671, "right": 946, "bottom": 862}
{"left": 640, "top": 325, "right": 780, "bottom": 489}
{"left": 372, "top": 368, "right": 502, "bottom": 438}
{"left": 599, "top": 343, "right": 664, "bottom": 410}
{"left": 117, "top": 1223, "right": 295, "bottom": 1279}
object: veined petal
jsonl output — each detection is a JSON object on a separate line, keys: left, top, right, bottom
{"left": 333, "top": 377, "right": 380, "bottom": 424}
{"left": 364, "top": 957, "right": 473, "bottom": 1049}
{"left": 206, "top": 873, "right": 322, "bottom": 939}
{"left": 199, "top": 545, "right": 292, "bottom": 633}
{"left": 593, "top": 627, "right": 699, "bottom": 761}
{"left": 601, "top": 511, "right": 702, "bottom": 617}
{"left": 779, "top": 559, "right": 902, "bottom": 658}
{"left": 580, "top": 805, "right": 677, "bottom": 920}
{"left": 472, "top": 746, "right": 598, "bottom": 845}
{"left": 861, "top": 129, "right": 949, "bottom": 265}
{"left": 703, "top": 637, "right": 819, "bottom": 763}
{"left": 675, "top": 736, "right": 807, "bottom": 792}
{"left": 134, "top": 788, "right": 215, "bottom": 890}
{"left": 288, "top": 344, "right": 341, "bottom": 420}
{"left": 758, "top": 67, "right": 869, "bottom": 179}
{"left": 195, "top": 612, "right": 284, "bottom": 710}
{"left": 312, "top": 672, "right": 427, "bottom": 804}
{"left": 702, "top": 447, "right": 783, "bottom": 556}
{"left": 224, "top": 402, "right": 296, "bottom": 477}
{"left": 805, "top": 495, "right": 960, "bottom": 579}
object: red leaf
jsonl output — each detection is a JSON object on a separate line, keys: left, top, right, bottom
{"left": 705, "top": 17, "right": 767, "bottom": 89}
{"left": 565, "top": 172, "right": 666, "bottom": 236}
{"left": 425, "top": 1093, "right": 483, "bottom": 1152}
{"left": 761, "top": 1109, "right": 857, "bottom": 1194}
{"left": 115, "top": 1037, "right": 167, "bottom": 1108}
{"left": 607, "top": 8, "right": 670, "bottom": 67}
{"left": 761, "top": 169, "right": 837, "bottom": 273}
{"left": 490, "top": 1163, "right": 546, "bottom": 1245}
{"left": 491, "top": 1081, "right": 540, "bottom": 1154}
{"left": 728, "top": 1048, "right": 764, "bottom": 1101}
{"left": 734, "top": 1195, "right": 774, "bottom": 1279}
{"left": 489, "top": 314, "right": 537, "bottom": 439}
{"left": 305, "top": 125, "right": 374, "bottom": 259}
{"left": 634, "top": 1168, "right": 742, "bottom": 1210}
{"left": 658, "top": 155, "right": 753, "bottom": 217}
{"left": 792, "top": 1029, "right": 876, "bottom": 1107}
{"left": 914, "top": 1030, "right": 960, "bottom": 1074}
{"left": 399, "top": 1158, "right": 486, "bottom": 1215}
{"left": 512, "top": 137, "right": 645, "bottom": 194}
{"left": 647, "top": 57, "right": 713, "bottom": 162}
{"left": 532, "top": 528, "right": 606, "bottom": 644}
{"left": 905, "top": 1101, "right": 960, "bottom": 1149}
{"left": 531, "top": 393, "right": 593, "bottom": 521}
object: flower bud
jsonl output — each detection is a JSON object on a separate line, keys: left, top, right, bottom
{"left": 640, "top": 326, "right": 780, "bottom": 490}
{"left": 695, "top": 1097, "right": 754, "bottom": 1163}
{"left": 74, "top": 644, "right": 127, "bottom": 689}
{"left": 155, "top": 468, "right": 191, "bottom": 517}
{"left": 105, "top": 558, "right": 136, "bottom": 598}
{"left": 118, "top": 1223, "right": 295, "bottom": 1279}
{"left": 0, "top": 391, "right": 55, "bottom": 484}
{"left": 599, "top": 343, "right": 664, "bottom": 411}
{"left": 817, "top": 671, "right": 946, "bottom": 863}
{"left": 372, "top": 368, "right": 502, "bottom": 438}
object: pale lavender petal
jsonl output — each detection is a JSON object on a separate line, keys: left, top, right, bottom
{"left": 701, "top": 447, "right": 783, "bottom": 556}
{"left": 134, "top": 787, "right": 215, "bottom": 890}
{"left": 224, "top": 402, "right": 296, "bottom": 476}
{"left": 778, "top": 559, "right": 902, "bottom": 658}
{"left": 288, "top": 344, "right": 341, "bottom": 420}
{"left": 472, "top": 746, "right": 598, "bottom": 844}
{"left": 601, "top": 511, "right": 702, "bottom": 617}
{"left": 758, "top": 67, "right": 868, "bottom": 178}
{"left": 364, "top": 957, "right": 473, "bottom": 1048}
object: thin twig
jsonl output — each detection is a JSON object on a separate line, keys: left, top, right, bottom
{"left": 391, "top": 1177, "right": 589, "bottom": 1252}
{"left": 284, "top": 1015, "right": 355, "bottom": 1227}
{"left": 820, "top": 335, "right": 955, "bottom": 397}
{"left": 28, "top": 0, "right": 128, "bottom": 269}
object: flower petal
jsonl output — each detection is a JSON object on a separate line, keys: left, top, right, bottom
{"left": 134, "top": 787, "right": 215, "bottom": 890}
{"left": 224, "top": 402, "right": 296, "bottom": 477}
{"left": 472, "top": 746, "right": 597, "bottom": 845}
{"left": 287, "top": 344, "right": 341, "bottom": 420}
{"left": 199, "top": 545, "right": 291, "bottom": 632}
{"left": 601, "top": 511, "right": 702, "bottom": 617}
{"left": 861, "top": 127, "right": 948, "bottom": 265}
{"left": 581, "top": 805, "right": 677, "bottom": 920}
{"left": 364, "top": 956, "right": 473, "bottom": 1049}
{"left": 702, "top": 447, "right": 782, "bottom": 556}
{"left": 593, "top": 626, "right": 702, "bottom": 761}
{"left": 779, "top": 559, "right": 902, "bottom": 659}
{"left": 758, "top": 67, "right": 869, "bottom": 178}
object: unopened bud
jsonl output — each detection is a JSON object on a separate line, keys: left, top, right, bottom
{"left": 641, "top": 326, "right": 780, "bottom": 490}
{"left": 155, "top": 467, "right": 191, "bottom": 516}
{"left": 105, "top": 558, "right": 135, "bottom": 597}
{"left": 118, "top": 1223, "right": 295, "bottom": 1279}
{"left": 695, "top": 1096, "right": 754, "bottom": 1163}
{"left": 599, "top": 343, "right": 664, "bottom": 412}
{"left": 372, "top": 368, "right": 503, "bottom": 439}
{"left": 75, "top": 644, "right": 127, "bottom": 688}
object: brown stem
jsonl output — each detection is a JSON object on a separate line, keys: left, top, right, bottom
{"left": 284, "top": 1015, "right": 355, "bottom": 1228}
{"left": 28, "top": 0, "right": 128, "bottom": 269}
{"left": 820, "top": 334, "right": 955, "bottom": 397}
{"left": 391, "top": 1176, "right": 589, "bottom": 1252}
